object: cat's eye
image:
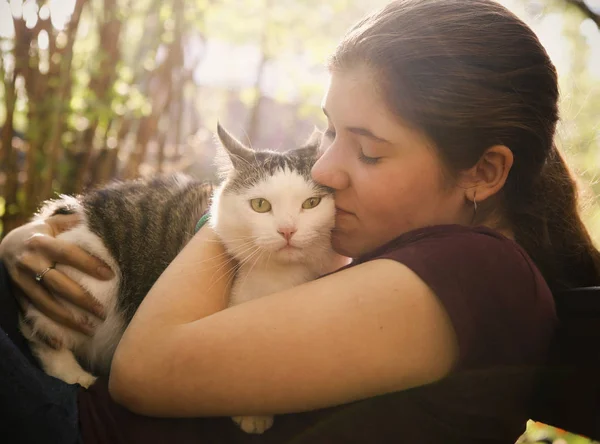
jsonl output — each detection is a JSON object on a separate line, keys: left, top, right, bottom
{"left": 302, "top": 197, "right": 321, "bottom": 210}
{"left": 250, "top": 198, "right": 272, "bottom": 213}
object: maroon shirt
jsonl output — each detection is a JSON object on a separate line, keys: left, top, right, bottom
{"left": 79, "top": 224, "right": 557, "bottom": 443}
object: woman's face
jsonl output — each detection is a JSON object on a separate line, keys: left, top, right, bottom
{"left": 311, "top": 67, "right": 471, "bottom": 258}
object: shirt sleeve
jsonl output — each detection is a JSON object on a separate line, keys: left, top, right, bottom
{"left": 373, "top": 228, "right": 556, "bottom": 370}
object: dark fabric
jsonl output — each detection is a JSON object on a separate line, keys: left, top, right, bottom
{"left": 0, "top": 262, "right": 81, "bottom": 444}
{"left": 354, "top": 224, "right": 557, "bottom": 370}
{"left": 529, "top": 287, "right": 600, "bottom": 440}
{"left": 350, "top": 224, "right": 558, "bottom": 441}
{"left": 78, "top": 373, "right": 537, "bottom": 444}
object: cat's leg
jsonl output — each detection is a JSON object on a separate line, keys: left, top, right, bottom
{"left": 29, "top": 341, "right": 97, "bottom": 389}
{"left": 232, "top": 415, "right": 274, "bottom": 434}
{"left": 20, "top": 316, "right": 97, "bottom": 388}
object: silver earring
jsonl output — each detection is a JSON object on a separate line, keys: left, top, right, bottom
{"left": 473, "top": 190, "right": 478, "bottom": 214}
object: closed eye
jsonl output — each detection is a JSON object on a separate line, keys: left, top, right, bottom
{"left": 324, "top": 127, "right": 380, "bottom": 164}
{"left": 358, "top": 151, "right": 381, "bottom": 165}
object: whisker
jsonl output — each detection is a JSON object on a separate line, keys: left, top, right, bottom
{"left": 234, "top": 248, "right": 265, "bottom": 301}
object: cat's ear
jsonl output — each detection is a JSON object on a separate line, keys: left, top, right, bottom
{"left": 301, "top": 127, "right": 323, "bottom": 159}
{"left": 216, "top": 122, "right": 255, "bottom": 171}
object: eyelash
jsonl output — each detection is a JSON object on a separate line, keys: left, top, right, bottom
{"left": 358, "top": 152, "right": 381, "bottom": 165}
{"left": 325, "top": 129, "right": 381, "bottom": 165}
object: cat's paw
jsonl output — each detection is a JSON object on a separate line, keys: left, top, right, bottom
{"left": 232, "top": 415, "right": 274, "bottom": 434}
{"left": 54, "top": 366, "right": 97, "bottom": 388}
{"left": 34, "top": 345, "right": 98, "bottom": 389}
{"left": 73, "top": 371, "right": 97, "bottom": 389}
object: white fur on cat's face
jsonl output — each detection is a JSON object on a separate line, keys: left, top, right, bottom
{"left": 212, "top": 167, "right": 335, "bottom": 266}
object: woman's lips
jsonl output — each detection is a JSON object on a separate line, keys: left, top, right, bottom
{"left": 336, "top": 207, "right": 354, "bottom": 216}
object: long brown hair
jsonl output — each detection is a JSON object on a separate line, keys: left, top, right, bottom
{"left": 330, "top": 0, "right": 600, "bottom": 291}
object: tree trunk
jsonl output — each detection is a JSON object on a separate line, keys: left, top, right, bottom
{"left": 0, "top": 55, "right": 11, "bottom": 170}
{"left": 71, "top": 0, "right": 122, "bottom": 194}
{"left": 14, "top": 16, "right": 47, "bottom": 216}
{"left": 121, "top": 20, "right": 183, "bottom": 178}
{"left": 122, "top": 107, "right": 165, "bottom": 179}
{"left": 156, "top": 122, "right": 168, "bottom": 173}
{"left": 40, "top": 0, "right": 87, "bottom": 200}
{"left": 0, "top": 69, "right": 18, "bottom": 235}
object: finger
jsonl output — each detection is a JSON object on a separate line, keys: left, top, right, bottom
{"left": 40, "top": 267, "right": 107, "bottom": 320}
{"left": 13, "top": 286, "right": 30, "bottom": 313}
{"left": 46, "top": 213, "right": 83, "bottom": 235}
{"left": 16, "top": 252, "right": 107, "bottom": 320}
{"left": 25, "top": 234, "right": 114, "bottom": 280}
{"left": 11, "top": 269, "right": 95, "bottom": 336}
{"left": 20, "top": 314, "right": 63, "bottom": 349}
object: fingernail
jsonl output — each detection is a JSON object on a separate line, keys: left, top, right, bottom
{"left": 94, "top": 304, "right": 107, "bottom": 321}
{"left": 86, "top": 292, "right": 107, "bottom": 320}
{"left": 97, "top": 266, "right": 114, "bottom": 279}
{"left": 82, "top": 324, "right": 95, "bottom": 336}
{"left": 47, "top": 336, "right": 62, "bottom": 349}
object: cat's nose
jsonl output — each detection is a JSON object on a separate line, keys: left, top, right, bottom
{"left": 278, "top": 227, "right": 297, "bottom": 242}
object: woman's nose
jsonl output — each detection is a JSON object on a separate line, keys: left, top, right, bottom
{"left": 311, "top": 147, "right": 350, "bottom": 191}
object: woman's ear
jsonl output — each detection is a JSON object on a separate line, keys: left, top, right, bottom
{"left": 457, "top": 145, "right": 514, "bottom": 203}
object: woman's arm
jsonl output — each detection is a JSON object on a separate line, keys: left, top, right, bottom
{"left": 109, "top": 227, "right": 458, "bottom": 417}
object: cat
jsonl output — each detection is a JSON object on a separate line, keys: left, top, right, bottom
{"left": 20, "top": 123, "right": 343, "bottom": 434}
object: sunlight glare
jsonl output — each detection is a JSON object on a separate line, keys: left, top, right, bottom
{"left": 0, "top": 1, "right": 16, "bottom": 38}
{"left": 584, "top": 0, "right": 600, "bottom": 14}
{"left": 49, "top": 0, "right": 76, "bottom": 31}
{"left": 535, "top": 13, "right": 570, "bottom": 77}
{"left": 38, "top": 29, "right": 49, "bottom": 50}
{"left": 9, "top": 0, "right": 22, "bottom": 18}
{"left": 39, "top": 4, "right": 50, "bottom": 20}
{"left": 581, "top": 18, "right": 600, "bottom": 77}
{"left": 23, "top": 0, "right": 39, "bottom": 29}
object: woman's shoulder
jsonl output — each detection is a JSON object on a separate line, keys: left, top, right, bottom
{"left": 356, "top": 224, "right": 557, "bottom": 368}
{"left": 358, "top": 224, "right": 522, "bottom": 262}
{"left": 356, "top": 224, "right": 543, "bottom": 288}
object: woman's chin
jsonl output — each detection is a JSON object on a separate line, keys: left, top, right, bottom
{"left": 331, "top": 230, "right": 358, "bottom": 258}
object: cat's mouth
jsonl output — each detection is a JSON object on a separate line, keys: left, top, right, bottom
{"left": 278, "top": 244, "right": 301, "bottom": 252}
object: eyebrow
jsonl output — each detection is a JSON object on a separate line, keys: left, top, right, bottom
{"left": 322, "top": 107, "right": 391, "bottom": 144}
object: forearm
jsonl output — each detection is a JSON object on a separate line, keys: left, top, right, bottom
{"left": 109, "top": 226, "right": 235, "bottom": 406}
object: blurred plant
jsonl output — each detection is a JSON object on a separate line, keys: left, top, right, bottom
{"left": 0, "top": 0, "right": 372, "bottom": 234}
{"left": 519, "top": 420, "right": 600, "bottom": 444}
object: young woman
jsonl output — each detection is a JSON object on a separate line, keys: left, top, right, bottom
{"left": 2, "top": 1, "right": 599, "bottom": 442}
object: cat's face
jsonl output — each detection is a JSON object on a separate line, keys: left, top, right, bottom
{"left": 210, "top": 124, "right": 335, "bottom": 266}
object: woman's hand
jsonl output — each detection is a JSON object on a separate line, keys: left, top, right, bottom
{"left": 0, "top": 214, "right": 114, "bottom": 335}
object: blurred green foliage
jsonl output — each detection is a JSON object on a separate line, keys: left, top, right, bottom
{"left": 521, "top": 420, "right": 600, "bottom": 444}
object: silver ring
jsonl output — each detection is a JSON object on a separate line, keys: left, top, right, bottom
{"left": 35, "top": 265, "right": 55, "bottom": 283}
